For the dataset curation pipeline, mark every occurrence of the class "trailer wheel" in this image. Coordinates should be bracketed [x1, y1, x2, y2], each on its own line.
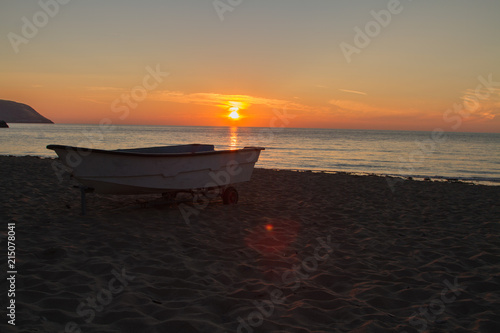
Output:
[222, 187, 238, 205]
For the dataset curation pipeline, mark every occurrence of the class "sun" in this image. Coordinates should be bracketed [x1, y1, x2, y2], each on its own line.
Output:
[229, 110, 240, 119]
[228, 107, 240, 120]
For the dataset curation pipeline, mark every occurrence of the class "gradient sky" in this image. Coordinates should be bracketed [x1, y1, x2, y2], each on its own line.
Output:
[1, 0, 499, 132]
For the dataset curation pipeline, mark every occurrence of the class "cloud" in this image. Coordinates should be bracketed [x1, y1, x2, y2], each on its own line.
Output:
[338, 89, 367, 96]
[328, 99, 383, 114]
[460, 86, 500, 120]
[151, 90, 322, 113]
[327, 99, 426, 121]
[80, 97, 110, 105]
[86, 86, 123, 92]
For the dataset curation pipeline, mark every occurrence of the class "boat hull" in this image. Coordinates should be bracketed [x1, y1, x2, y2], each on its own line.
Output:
[48, 144, 264, 194]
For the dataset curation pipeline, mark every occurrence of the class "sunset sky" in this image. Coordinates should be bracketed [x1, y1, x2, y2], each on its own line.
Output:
[1, 0, 499, 132]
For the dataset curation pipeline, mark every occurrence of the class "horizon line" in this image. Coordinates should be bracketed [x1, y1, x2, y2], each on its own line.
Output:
[8, 122, 500, 135]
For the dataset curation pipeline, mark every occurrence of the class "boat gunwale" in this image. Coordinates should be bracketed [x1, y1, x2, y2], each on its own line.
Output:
[46, 144, 265, 158]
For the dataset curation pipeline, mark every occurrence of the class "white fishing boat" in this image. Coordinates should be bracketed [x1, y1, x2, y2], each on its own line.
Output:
[47, 144, 264, 206]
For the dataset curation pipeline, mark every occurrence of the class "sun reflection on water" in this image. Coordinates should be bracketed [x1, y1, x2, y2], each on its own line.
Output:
[230, 126, 238, 149]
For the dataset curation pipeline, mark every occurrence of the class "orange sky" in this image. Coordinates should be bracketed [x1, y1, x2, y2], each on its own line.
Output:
[1, 1, 499, 132]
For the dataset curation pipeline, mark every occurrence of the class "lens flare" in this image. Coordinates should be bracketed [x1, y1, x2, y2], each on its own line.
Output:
[245, 219, 300, 256]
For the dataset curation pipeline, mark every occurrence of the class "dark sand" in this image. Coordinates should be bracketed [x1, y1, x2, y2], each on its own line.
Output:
[1, 156, 499, 332]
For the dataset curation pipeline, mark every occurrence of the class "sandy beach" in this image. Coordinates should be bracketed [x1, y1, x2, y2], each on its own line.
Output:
[1, 155, 499, 333]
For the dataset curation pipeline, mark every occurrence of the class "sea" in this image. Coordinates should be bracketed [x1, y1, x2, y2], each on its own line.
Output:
[1, 123, 499, 185]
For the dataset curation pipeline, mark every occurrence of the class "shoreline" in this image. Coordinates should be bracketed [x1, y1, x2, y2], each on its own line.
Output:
[281, 168, 500, 187]
[3, 154, 499, 187]
[3, 153, 500, 187]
